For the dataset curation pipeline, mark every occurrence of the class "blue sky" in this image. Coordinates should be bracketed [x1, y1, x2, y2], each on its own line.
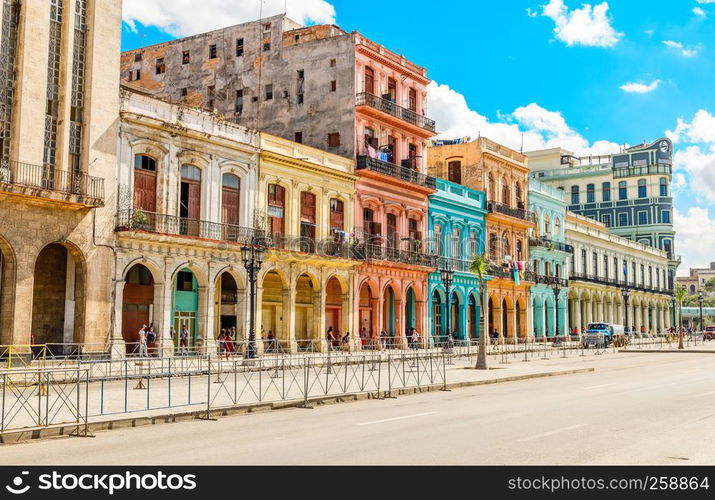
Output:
[121, 0, 715, 273]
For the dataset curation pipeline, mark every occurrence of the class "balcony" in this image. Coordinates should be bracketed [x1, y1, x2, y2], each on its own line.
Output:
[569, 272, 672, 295]
[351, 229, 435, 267]
[0, 159, 104, 206]
[667, 253, 682, 264]
[487, 201, 535, 222]
[436, 256, 474, 273]
[528, 236, 574, 254]
[612, 163, 672, 179]
[487, 264, 535, 283]
[268, 233, 355, 259]
[355, 92, 436, 133]
[534, 275, 569, 287]
[356, 155, 436, 189]
[116, 209, 268, 245]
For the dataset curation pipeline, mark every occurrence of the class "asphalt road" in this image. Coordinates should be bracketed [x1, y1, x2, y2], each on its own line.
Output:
[4, 352, 715, 465]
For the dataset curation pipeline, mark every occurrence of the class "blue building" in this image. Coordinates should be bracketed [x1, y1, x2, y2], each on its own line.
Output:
[528, 179, 572, 337]
[428, 179, 488, 343]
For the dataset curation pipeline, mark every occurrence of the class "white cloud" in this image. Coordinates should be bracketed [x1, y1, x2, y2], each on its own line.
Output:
[526, 8, 538, 18]
[696, 0, 715, 3]
[426, 81, 621, 155]
[122, 0, 336, 37]
[668, 110, 715, 144]
[541, 0, 622, 47]
[693, 6, 706, 16]
[619, 80, 660, 94]
[675, 207, 715, 273]
[672, 145, 715, 203]
[663, 40, 698, 57]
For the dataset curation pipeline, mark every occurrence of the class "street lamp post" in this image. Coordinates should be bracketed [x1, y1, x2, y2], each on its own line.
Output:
[698, 291, 704, 334]
[440, 263, 455, 347]
[549, 277, 563, 338]
[622, 289, 630, 335]
[241, 240, 266, 359]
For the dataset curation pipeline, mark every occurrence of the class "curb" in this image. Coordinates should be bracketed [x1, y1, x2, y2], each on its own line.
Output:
[0, 367, 594, 446]
[619, 349, 715, 354]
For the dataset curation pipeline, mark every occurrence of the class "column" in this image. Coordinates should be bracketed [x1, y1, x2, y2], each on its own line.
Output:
[111, 280, 127, 359]
[315, 288, 326, 352]
[200, 284, 217, 354]
[284, 288, 297, 353]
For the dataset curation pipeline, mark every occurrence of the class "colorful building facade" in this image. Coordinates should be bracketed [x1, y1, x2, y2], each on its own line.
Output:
[256, 132, 358, 353]
[528, 179, 571, 337]
[428, 179, 488, 344]
[428, 137, 535, 340]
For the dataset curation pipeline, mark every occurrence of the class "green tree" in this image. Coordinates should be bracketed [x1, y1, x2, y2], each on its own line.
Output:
[676, 285, 688, 350]
[471, 253, 490, 370]
[705, 278, 715, 293]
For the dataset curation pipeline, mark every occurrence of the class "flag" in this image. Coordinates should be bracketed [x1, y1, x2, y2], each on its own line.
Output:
[513, 268, 520, 286]
[623, 262, 627, 277]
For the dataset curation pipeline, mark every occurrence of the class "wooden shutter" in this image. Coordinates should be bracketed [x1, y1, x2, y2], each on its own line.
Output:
[300, 192, 316, 223]
[222, 185, 240, 226]
[448, 161, 462, 184]
[133, 169, 157, 212]
[330, 200, 344, 230]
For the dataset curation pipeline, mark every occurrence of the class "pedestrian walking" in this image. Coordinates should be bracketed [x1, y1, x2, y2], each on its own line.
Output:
[179, 324, 189, 354]
[380, 328, 388, 348]
[138, 324, 148, 357]
[326, 326, 334, 351]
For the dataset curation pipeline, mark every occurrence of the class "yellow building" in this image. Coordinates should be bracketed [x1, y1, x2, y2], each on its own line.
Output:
[256, 133, 359, 353]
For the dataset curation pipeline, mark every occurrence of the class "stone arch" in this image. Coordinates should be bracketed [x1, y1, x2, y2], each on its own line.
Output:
[516, 295, 528, 337]
[31, 240, 87, 349]
[121, 256, 164, 285]
[0, 235, 17, 345]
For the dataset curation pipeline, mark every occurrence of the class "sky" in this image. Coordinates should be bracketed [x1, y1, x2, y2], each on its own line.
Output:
[121, 0, 715, 275]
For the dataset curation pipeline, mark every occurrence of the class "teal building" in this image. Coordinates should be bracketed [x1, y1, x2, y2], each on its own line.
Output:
[428, 179, 488, 343]
[528, 179, 572, 337]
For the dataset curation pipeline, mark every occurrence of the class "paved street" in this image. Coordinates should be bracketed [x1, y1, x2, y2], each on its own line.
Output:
[3, 351, 715, 465]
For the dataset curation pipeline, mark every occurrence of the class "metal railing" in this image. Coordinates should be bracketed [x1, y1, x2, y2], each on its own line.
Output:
[0, 159, 104, 202]
[534, 275, 569, 287]
[355, 92, 436, 132]
[569, 272, 672, 294]
[436, 256, 473, 273]
[487, 201, 535, 222]
[529, 236, 574, 254]
[116, 209, 269, 246]
[351, 229, 436, 267]
[356, 155, 437, 189]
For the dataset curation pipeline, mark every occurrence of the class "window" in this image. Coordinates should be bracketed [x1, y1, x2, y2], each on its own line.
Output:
[571, 186, 579, 204]
[604, 255, 609, 279]
[365, 67, 375, 94]
[236, 38, 244, 57]
[448, 161, 462, 184]
[180, 87, 188, 97]
[613, 257, 618, 280]
[534, 259, 540, 275]
[516, 240, 523, 260]
[632, 262, 637, 284]
[182, 50, 190, 64]
[554, 217, 561, 235]
[602, 182, 611, 202]
[502, 182, 510, 206]
[408, 88, 417, 112]
[209, 44, 217, 59]
[300, 191, 317, 245]
[327, 132, 340, 147]
[660, 177, 668, 197]
[661, 210, 671, 224]
[587, 184, 595, 203]
[134, 52, 143, 62]
[235, 89, 243, 114]
[638, 211, 648, 225]
[330, 58, 336, 67]
[296, 70, 304, 104]
[581, 249, 587, 274]
[330, 198, 344, 232]
[294, 132, 302, 144]
[435, 225, 443, 255]
[176, 271, 194, 292]
[638, 179, 647, 198]
[543, 213, 550, 235]
[489, 233, 497, 259]
[602, 214, 612, 227]
[267, 184, 286, 238]
[664, 239, 672, 254]
[618, 213, 629, 226]
[155, 58, 165, 75]
[265, 84, 273, 100]
[453, 228, 461, 259]
[470, 232, 478, 257]
[134, 155, 156, 171]
[330, 80, 336, 92]
[619, 181, 627, 200]
[545, 262, 551, 277]
[640, 264, 645, 285]
[516, 183, 523, 208]
[129, 69, 141, 81]
[263, 24, 271, 51]
[592, 252, 598, 276]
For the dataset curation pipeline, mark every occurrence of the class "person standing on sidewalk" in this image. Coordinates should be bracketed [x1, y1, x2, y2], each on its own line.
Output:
[138, 325, 148, 357]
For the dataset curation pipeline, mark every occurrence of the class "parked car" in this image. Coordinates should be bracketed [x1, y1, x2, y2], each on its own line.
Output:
[705, 326, 715, 341]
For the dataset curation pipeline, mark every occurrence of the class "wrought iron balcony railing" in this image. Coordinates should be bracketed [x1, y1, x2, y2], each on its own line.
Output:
[355, 92, 436, 132]
[569, 272, 671, 295]
[487, 201, 535, 222]
[0, 159, 104, 202]
[116, 209, 268, 245]
[351, 228, 435, 267]
[436, 256, 474, 273]
[534, 275, 569, 287]
[487, 264, 535, 283]
[528, 236, 574, 254]
[356, 155, 437, 189]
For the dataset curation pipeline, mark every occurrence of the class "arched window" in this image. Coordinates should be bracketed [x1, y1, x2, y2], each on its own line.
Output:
[221, 174, 240, 226]
[533, 212, 540, 237]
[435, 225, 443, 256]
[489, 233, 497, 259]
[180, 165, 201, 235]
[364, 66, 375, 94]
[659, 177, 668, 197]
[268, 184, 286, 239]
[556, 264, 561, 278]
[543, 213, 551, 236]
[300, 191, 317, 251]
[554, 217, 561, 236]
[516, 239, 523, 260]
[133, 154, 157, 211]
[515, 183, 523, 208]
[502, 180, 510, 206]
[503, 232, 511, 258]
[545, 262, 551, 277]
[453, 227, 461, 260]
[488, 175, 496, 202]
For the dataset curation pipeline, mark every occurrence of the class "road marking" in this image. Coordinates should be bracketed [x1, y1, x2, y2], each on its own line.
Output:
[518, 424, 585, 442]
[695, 391, 715, 398]
[357, 411, 439, 426]
[584, 383, 616, 390]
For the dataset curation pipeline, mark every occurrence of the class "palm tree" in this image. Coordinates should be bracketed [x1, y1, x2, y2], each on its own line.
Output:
[676, 285, 687, 350]
[471, 253, 490, 370]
